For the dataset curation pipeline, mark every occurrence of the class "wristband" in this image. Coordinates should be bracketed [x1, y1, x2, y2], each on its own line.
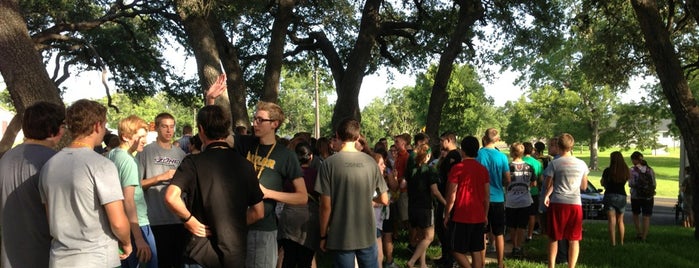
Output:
[182, 214, 193, 223]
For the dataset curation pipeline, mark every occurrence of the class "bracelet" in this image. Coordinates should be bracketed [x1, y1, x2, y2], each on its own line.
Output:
[182, 214, 193, 223]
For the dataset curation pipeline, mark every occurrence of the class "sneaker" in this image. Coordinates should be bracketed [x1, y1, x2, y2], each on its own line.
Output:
[533, 230, 540, 235]
[525, 236, 532, 242]
[384, 262, 399, 268]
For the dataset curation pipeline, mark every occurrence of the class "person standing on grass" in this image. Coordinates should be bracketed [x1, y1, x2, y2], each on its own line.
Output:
[40, 99, 132, 266]
[600, 151, 630, 246]
[0, 102, 65, 268]
[405, 144, 447, 268]
[476, 128, 510, 268]
[505, 143, 535, 257]
[108, 115, 157, 267]
[444, 136, 490, 268]
[543, 133, 588, 268]
[522, 142, 543, 242]
[315, 118, 389, 268]
[629, 151, 656, 242]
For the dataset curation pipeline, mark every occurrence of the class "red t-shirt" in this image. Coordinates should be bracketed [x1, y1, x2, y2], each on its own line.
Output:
[448, 159, 490, 223]
[395, 148, 409, 179]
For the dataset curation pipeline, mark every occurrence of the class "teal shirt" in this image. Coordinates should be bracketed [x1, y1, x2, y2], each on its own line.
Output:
[108, 147, 149, 226]
[523, 155, 543, 196]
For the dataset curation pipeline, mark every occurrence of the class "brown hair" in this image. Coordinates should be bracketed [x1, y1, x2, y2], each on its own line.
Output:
[608, 151, 630, 183]
[66, 99, 107, 137]
[256, 101, 285, 125]
[482, 128, 499, 145]
[557, 133, 574, 152]
[509, 142, 524, 159]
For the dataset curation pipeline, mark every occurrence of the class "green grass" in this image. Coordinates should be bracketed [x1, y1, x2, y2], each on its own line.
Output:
[316, 222, 698, 267]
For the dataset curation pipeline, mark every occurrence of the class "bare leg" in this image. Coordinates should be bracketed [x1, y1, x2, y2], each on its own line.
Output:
[527, 214, 536, 239]
[407, 227, 433, 268]
[641, 216, 651, 240]
[452, 252, 472, 268]
[495, 234, 504, 267]
[607, 211, 617, 246]
[382, 231, 394, 265]
[617, 212, 625, 245]
[512, 227, 523, 251]
[471, 250, 484, 268]
[568, 240, 579, 268]
[377, 236, 383, 268]
[548, 240, 558, 268]
[633, 213, 641, 238]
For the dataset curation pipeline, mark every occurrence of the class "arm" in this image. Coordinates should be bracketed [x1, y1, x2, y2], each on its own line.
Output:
[104, 200, 132, 260]
[247, 201, 265, 225]
[164, 185, 211, 237]
[483, 181, 490, 223]
[543, 176, 554, 207]
[385, 171, 399, 191]
[261, 177, 308, 205]
[141, 169, 176, 190]
[318, 194, 332, 252]
[430, 184, 447, 206]
[580, 174, 588, 191]
[444, 182, 457, 227]
[372, 191, 389, 206]
[122, 186, 151, 262]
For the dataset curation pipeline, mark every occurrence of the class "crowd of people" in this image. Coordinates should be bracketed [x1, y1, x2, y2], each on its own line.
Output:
[0, 77, 662, 268]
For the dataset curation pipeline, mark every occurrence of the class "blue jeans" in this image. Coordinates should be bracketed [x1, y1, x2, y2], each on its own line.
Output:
[333, 243, 378, 268]
[246, 230, 278, 268]
[121, 225, 158, 268]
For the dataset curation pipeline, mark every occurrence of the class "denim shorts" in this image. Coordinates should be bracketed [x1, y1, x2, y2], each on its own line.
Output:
[603, 193, 627, 214]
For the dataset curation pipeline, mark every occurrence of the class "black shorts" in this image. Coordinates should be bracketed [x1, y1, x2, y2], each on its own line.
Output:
[382, 204, 397, 233]
[529, 195, 539, 216]
[486, 202, 505, 235]
[409, 208, 434, 228]
[631, 198, 654, 216]
[506, 207, 529, 229]
[449, 221, 485, 253]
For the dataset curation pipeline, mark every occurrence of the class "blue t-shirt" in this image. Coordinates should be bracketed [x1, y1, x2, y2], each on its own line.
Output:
[476, 147, 509, 202]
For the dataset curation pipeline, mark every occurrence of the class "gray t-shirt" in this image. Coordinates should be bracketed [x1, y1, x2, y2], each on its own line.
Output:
[136, 143, 186, 225]
[315, 151, 388, 250]
[39, 147, 124, 267]
[544, 156, 588, 205]
[0, 144, 56, 268]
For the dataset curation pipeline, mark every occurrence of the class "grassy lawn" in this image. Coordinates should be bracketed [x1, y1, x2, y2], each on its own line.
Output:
[316, 222, 698, 267]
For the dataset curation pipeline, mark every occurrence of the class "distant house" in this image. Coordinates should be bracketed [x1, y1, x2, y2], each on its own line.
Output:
[656, 119, 680, 148]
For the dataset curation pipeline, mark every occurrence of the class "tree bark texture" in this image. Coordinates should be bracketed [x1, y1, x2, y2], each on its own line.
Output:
[630, 0, 699, 239]
[209, 16, 250, 129]
[261, 0, 296, 103]
[425, 0, 484, 151]
[330, 0, 383, 129]
[0, 0, 63, 156]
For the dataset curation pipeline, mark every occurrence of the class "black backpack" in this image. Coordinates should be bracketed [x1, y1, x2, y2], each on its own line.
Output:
[633, 167, 656, 198]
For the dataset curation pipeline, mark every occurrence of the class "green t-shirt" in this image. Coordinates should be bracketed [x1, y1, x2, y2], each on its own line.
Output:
[522, 155, 543, 196]
[108, 147, 149, 226]
[244, 143, 304, 231]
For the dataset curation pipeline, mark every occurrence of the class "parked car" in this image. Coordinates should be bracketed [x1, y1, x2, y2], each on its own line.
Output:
[581, 181, 606, 220]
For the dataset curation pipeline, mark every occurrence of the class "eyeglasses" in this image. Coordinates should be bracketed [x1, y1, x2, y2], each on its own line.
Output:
[253, 117, 275, 124]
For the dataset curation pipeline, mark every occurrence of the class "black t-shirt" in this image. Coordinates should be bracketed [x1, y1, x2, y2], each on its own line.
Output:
[438, 149, 462, 191]
[407, 165, 440, 210]
[601, 168, 627, 196]
[171, 142, 264, 267]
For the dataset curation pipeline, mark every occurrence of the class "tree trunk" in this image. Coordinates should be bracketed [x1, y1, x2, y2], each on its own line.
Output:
[0, 0, 63, 156]
[208, 16, 250, 129]
[589, 120, 600, 171]
[261, 0, 296, 103]
[330, 0, 383, 128]
[630, 0, 699, 240]
[425, 0, 485, 151]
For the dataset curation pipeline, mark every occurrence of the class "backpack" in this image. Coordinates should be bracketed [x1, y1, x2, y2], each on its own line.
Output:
[633, 167, 656, 198]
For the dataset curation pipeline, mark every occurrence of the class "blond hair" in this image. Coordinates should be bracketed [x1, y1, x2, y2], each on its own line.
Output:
[118, 115, 148, 142]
